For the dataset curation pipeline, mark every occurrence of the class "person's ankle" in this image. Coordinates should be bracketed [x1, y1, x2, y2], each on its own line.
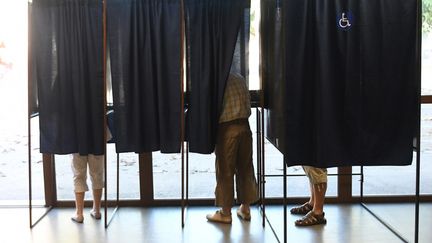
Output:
[221, 209, 231, 216]
[312, 210, 323, 215]
[240, 204, 250, 213]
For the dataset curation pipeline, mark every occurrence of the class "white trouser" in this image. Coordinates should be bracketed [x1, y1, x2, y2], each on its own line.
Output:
[71, 154, 104, 193]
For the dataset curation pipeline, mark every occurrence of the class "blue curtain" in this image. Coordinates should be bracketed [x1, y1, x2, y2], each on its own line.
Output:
[107, 0, 181, 153]
[186, 0, 250, 154]
[32, 0, 104, 155]
[264, 0, 419, 167]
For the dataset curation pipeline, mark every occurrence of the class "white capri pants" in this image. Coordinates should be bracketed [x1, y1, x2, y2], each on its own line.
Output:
[71, 154, 104, 193]
[302, 166, 328, 185]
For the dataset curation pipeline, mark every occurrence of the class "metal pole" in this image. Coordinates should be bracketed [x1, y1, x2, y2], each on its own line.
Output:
[283, 157, 287, 243]
[180, 0, 186, 228]
[360, 166, 364, 202]
[102, 0, 108, 228]
[28, 0, 33, 228]
[256, 108, 263, 225]
[414, 1, 422, 242]
[186, 142, 189, 202]
[117, 153, 120, 203]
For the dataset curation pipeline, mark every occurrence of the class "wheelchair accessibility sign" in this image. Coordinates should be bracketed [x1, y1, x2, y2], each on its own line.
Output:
[337, 12, 353, 31]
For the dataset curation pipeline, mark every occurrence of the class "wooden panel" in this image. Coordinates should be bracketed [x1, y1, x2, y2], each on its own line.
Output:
[42, 154, 56, 206]
[338, 167, 352, 202]
[139, 153, 153, 205]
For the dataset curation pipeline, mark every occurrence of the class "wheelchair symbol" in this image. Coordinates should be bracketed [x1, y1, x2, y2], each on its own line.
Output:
[338, 12, 351, 28]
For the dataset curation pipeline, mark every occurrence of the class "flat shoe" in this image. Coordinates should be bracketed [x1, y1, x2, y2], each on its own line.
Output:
[90, 210, 101, 220]
[71, 216, 84, 223]
[236, 209, 251, 221]
[206, 210, 232, 224]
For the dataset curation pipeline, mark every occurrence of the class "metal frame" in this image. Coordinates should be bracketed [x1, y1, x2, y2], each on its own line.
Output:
[102, 0, 120, 228]
[258, 1, 423, 242]
[358, 1, 422, 242]
[103, 153, 120, 228]
[258, 119, 421, 243]
[27, 0, 53, 228]
[180, 0, 188, 228]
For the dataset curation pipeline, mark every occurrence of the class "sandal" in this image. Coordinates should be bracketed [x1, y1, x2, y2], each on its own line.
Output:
[290, 202, 313, 215]
[71, 216, 84, 224]
[90, 210, 101, 220]
[295, 211, 326, 226]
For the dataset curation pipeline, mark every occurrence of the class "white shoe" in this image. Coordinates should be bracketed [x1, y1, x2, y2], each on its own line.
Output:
[206, 210, 232, 224]
[90, 210, 101, 220]
[236, 209, 251, 221]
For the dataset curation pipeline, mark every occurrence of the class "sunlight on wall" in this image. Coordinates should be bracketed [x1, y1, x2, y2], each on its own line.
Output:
[0, 0, 28, 128]
[249, 0, 261, 90]
[0, 1, 40, 203]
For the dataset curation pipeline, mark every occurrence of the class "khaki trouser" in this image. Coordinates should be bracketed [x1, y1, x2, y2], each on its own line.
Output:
[302, 166, 328, 184]
[71, 154, 104, 193]
[214, 119, 259, 207]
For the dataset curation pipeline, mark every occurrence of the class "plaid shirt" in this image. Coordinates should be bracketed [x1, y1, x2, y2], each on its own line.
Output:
[219, 73, 251, 123]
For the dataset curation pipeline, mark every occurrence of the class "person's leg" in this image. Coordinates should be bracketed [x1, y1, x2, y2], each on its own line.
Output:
[88, 155, 104, 219]
[90, 189, 102, 218]
[235, 123, 258, 220]
[71, 154, 89, 223]
[290, 166, 314, 215]
[206, 123, 237, 223]
[295, 167, 327, 226]
[308, 182, 314, 205]
[73, 192, 85, 222]
[312, 182, 327, 215]
[214, 148, 236, 216]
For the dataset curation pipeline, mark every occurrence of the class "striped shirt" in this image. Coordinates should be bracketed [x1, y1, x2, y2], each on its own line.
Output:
[219, 73, 251, 123]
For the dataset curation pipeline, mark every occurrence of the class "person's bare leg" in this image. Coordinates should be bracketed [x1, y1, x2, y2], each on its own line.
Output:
[290, 183, 314, 214]
[239, 204, 250, 214]
[222, 206, 232, 215]
[312, 183, 327, 215]
[90, 189, 102, 219]
[308, 182, 314, 205]
[72, 192, 85, 222]
[92, 189, 102, 213]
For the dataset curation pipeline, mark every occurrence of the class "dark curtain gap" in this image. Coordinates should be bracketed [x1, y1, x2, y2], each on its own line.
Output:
[31, 0, 104, 155]
[186, 0, 250, 154]
[264, 0, 419, 167]
[107, 0, 181, 153]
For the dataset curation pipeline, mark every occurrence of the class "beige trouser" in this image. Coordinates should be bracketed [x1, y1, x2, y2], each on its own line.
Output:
[302, 166, 328, 184]
[71, 154, 104, 193]
[214, 119, 259, 207]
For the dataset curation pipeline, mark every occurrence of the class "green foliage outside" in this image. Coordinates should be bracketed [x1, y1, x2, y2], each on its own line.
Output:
[424, 0, 432, 33]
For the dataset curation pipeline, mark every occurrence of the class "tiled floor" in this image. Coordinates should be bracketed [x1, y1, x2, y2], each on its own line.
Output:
[1, 204, 430, 243]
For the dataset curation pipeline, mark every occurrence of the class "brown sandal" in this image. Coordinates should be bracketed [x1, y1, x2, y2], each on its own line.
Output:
[295, 211, 326, 226]
[290, 202, 313, 215]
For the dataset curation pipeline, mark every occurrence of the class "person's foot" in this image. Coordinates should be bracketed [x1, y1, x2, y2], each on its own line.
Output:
[290, 202, 313, 215]
[295, 211, 326, 226]
[71, 215, 84, 223]
[236, 208, 251, 221]
[90, 210, 101, 220]
[206, 210, 232, 224]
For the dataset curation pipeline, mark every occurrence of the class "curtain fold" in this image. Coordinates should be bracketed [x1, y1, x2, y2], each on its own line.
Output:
[262, 0, 286, 154]
[107, 0, 181, 153]
[264, 0, 419, 167]
[32, 0, 104, 155]
[186, 0, 249, 154]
